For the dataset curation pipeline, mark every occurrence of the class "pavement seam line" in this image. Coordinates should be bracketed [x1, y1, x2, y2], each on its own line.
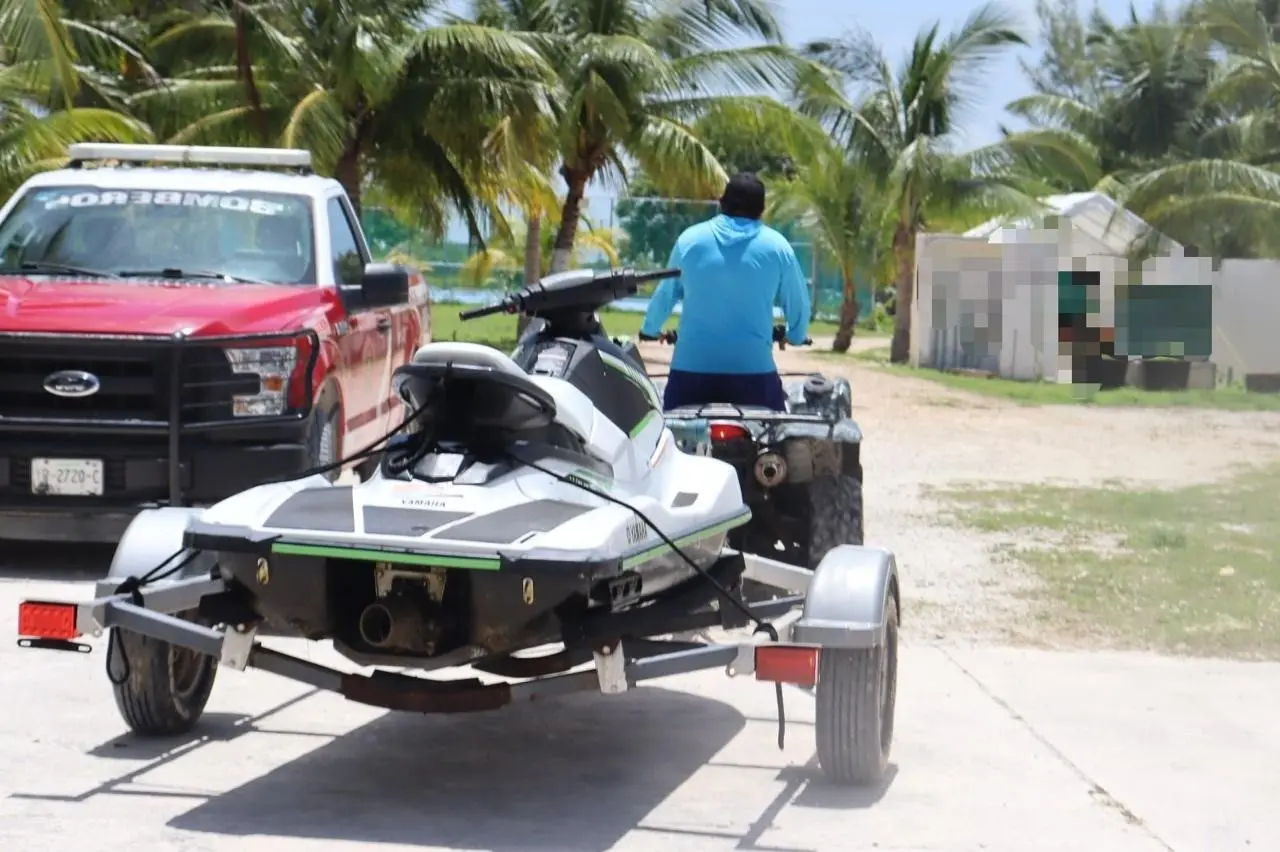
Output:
[936, 645, 1178, 852]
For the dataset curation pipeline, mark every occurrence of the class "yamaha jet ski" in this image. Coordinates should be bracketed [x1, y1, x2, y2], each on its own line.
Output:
[181, 267, 752, 666]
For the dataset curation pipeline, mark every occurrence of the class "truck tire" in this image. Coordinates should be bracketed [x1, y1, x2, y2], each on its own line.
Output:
[109, 613, 217, 737]
[307, 404, 341, 482]
[355, 453, 382, 482]
[815, 593, 898, 785]
[806, 474, 864, 568]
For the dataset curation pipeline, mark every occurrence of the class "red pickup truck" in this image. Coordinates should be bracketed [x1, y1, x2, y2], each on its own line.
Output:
[0, 143, 430, 542]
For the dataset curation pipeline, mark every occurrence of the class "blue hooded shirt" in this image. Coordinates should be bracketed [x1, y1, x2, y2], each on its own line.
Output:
[640, 214, 811, 374]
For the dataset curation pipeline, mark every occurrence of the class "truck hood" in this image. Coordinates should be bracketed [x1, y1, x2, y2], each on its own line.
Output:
[0, 277, 339, 336]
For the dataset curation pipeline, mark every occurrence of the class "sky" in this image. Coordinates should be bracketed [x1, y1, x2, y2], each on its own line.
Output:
[777, 0, 1157, 149]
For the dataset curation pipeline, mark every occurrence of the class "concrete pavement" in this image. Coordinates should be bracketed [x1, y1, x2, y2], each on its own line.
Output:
[2, 569, 1276, 852]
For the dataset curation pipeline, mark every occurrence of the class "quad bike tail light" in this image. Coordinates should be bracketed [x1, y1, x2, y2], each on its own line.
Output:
[18, 601, 81, 640]
[708, 422, 749, 442]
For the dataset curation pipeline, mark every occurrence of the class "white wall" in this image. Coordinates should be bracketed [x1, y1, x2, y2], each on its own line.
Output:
[1214, 259, 1280, 379]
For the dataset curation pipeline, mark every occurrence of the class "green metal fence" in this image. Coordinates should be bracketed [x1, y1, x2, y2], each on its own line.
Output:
[362, 195, 876, 322]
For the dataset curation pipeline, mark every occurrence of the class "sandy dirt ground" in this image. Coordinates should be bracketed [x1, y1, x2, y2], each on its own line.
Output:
[2, 340, 1280, 851]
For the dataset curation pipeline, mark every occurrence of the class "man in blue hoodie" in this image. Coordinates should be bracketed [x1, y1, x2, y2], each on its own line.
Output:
[639, 172, 810, 411]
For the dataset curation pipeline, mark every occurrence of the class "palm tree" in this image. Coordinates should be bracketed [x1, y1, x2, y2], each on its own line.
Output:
[770, 149, 892, 352]
[0, 0, 156, 199]
[1114, 0, 1280, 257]
[459, 207, 621, 287]
[132, 0, 557, 238]
[522, 0, 810, 273]
[804, 4, 1036, 363]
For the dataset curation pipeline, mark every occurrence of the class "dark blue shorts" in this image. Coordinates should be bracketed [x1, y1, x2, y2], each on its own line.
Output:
[662, 369, 787, 412]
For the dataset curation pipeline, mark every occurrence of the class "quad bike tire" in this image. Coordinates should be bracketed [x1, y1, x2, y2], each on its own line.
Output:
[806, 473, 864, 567]
[109, 611, 218, 737]
[816, 592, 898, 785]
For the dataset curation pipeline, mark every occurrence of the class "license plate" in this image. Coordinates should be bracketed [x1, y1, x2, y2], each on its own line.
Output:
[30, 458, 104, 496]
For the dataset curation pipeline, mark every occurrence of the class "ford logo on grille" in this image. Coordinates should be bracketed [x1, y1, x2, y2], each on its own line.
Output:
[43, 370, 101, 398]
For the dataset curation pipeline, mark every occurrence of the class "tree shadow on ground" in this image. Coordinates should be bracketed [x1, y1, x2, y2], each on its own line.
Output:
[0, 541, 114, 582]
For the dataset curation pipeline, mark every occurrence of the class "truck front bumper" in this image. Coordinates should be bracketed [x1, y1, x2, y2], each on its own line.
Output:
[0, 438, 311, 542]
[0, 329, 320, 544]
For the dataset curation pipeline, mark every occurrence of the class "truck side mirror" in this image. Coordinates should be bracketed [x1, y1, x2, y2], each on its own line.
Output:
[358, 262, 409, 308]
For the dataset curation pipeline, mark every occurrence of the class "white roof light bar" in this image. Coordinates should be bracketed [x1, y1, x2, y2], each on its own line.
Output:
[67, 143, 312, 170]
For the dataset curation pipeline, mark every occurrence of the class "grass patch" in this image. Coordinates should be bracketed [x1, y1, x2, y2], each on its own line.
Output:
[429, 301, 844, 351]
[928, 465, 1280, 658]
[810, 344, 891, 365]
[816, 346, 1280, 410]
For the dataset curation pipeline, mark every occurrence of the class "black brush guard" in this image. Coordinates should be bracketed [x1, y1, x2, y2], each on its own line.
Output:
[0, 329, 320, 507]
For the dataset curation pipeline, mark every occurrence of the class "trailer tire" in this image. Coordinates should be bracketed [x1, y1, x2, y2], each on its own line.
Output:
[815, 592, 897, 785]
[109, 613, 217, 737]
[807, 474, 864, 568]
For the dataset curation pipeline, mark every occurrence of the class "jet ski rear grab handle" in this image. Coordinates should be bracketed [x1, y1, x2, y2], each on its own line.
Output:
[17, 546, 868, 716]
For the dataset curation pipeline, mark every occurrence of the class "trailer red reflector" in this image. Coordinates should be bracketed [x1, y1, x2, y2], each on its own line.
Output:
[754, 645, 819, 687]
[18, 601, 80, 640]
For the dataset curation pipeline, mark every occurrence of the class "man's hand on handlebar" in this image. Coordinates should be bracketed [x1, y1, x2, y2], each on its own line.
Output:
[772, 324, 812, 350]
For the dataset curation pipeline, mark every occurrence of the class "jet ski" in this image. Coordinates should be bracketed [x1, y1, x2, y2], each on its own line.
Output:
[181, 267, 752, 666]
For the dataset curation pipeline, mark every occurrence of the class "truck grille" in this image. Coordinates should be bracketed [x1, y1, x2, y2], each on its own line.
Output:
[0, 338, 255, 423]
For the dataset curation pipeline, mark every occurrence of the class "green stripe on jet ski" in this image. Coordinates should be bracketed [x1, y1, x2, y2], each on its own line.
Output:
[620, 513, 751, 569]
[270, 542, 501, 570]
[628, 410, 656, 438]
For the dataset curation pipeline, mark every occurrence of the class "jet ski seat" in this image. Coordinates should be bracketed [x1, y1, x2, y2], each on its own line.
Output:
[404, 342, 595, 448]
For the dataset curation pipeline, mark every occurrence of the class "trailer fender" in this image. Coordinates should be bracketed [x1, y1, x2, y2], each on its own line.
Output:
[96, 507, 215, 598]
[792, 545, 899, 650]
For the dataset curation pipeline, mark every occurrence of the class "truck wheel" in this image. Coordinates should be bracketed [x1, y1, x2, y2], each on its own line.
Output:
[806, 474, 864, 568]
[109, 613, 217, 737]
[815, 593, 898, 785]
[355, 454, 382, 482]
[307, 405, 341, 482]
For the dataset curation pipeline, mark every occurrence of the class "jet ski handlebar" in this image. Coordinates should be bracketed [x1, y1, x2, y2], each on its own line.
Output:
[645, 324, 813, 349]
[458, 267, 681, 321]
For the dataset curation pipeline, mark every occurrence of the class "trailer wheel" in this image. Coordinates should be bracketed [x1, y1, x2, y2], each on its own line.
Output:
[109, 613, 217, 737]
[815, 592, 897, 785]
[807, 474, 864, 567]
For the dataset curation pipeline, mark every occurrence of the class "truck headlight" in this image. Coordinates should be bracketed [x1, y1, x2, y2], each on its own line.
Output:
[224, 346, 298, 416]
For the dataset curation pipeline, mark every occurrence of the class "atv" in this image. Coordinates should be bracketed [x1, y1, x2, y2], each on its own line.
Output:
[647, 327, 864, 583]
[17, 267, 899, 787]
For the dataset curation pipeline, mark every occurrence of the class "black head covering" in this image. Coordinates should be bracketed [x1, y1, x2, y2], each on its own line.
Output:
[718, 172, 766, 220]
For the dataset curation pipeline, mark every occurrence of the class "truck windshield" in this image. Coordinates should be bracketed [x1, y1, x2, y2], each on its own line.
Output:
[0, 185, 316, 285]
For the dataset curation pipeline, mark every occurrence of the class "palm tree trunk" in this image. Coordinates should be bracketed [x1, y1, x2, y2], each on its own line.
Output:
[515, 213, 542, 336]
[523, 213, 542, 287]
[889, 219, 916, 364]
[335, 144, 362, 218]
[832, 269, 859, 352]
[549, 166, 589, 274]
[232, 4, 270, 146]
